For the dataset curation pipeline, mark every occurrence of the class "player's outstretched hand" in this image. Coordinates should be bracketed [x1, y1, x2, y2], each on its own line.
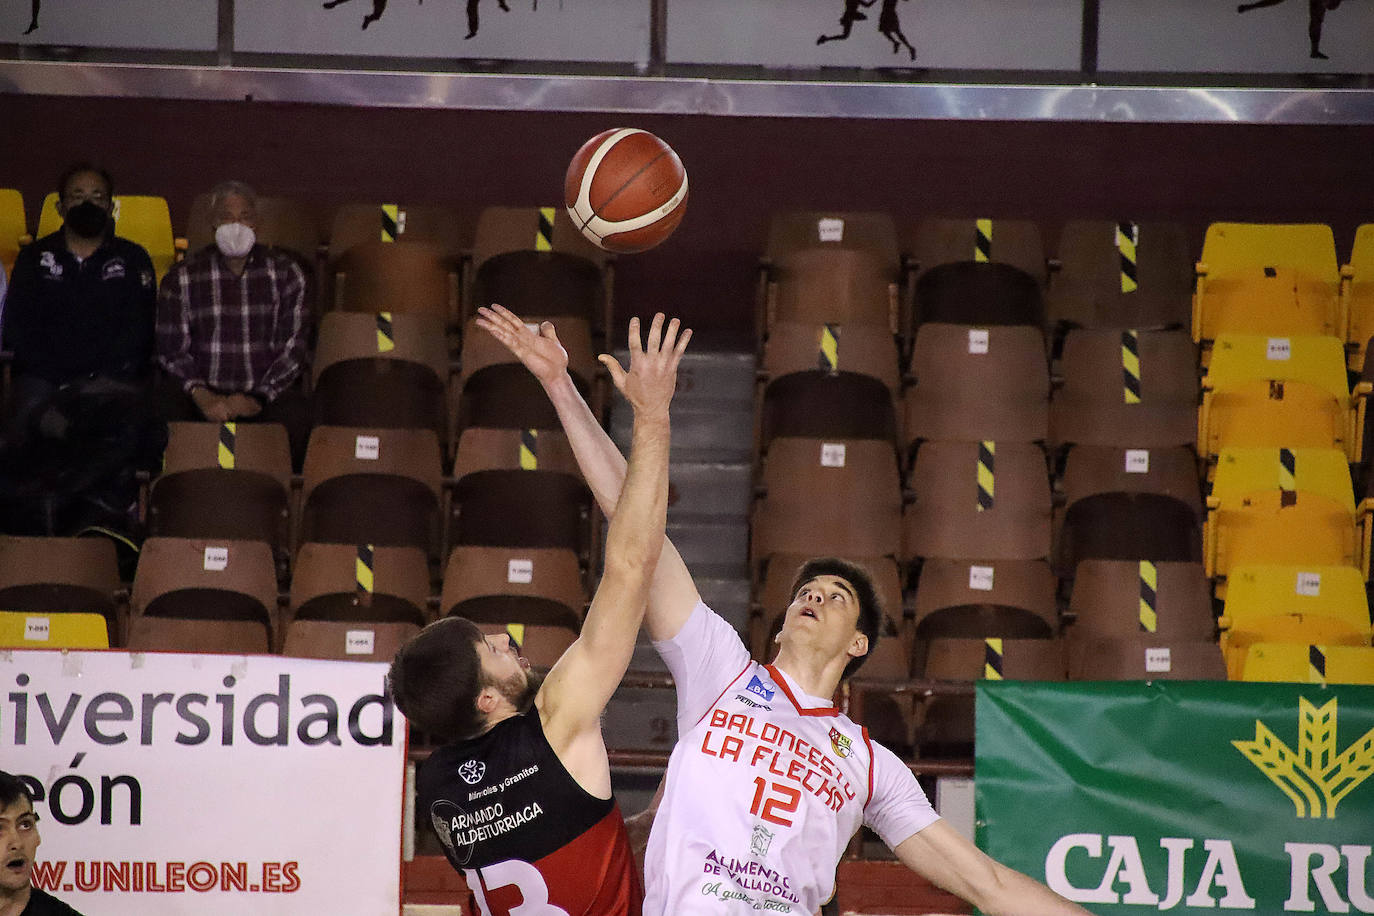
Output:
[474, 303, 569, 387]
[600, 313, 691, 419]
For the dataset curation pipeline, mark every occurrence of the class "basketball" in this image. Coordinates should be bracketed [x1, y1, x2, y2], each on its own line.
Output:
[564, 128, 688, 254]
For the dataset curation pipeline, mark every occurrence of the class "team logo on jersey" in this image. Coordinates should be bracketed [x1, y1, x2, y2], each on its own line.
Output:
[458, 759, 487, 785]
[828, 726, 853, 758]
[102, 258, 125, 280]
[745, 675, 776, 701]
[429, 800, 476, 866]
[750, 824, 775, 858]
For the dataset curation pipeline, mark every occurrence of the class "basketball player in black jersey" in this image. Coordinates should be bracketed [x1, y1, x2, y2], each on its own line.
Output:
[389, 311, 689, 915]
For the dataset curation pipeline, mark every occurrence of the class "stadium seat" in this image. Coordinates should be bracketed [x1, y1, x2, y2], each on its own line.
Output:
[1218, 564, 1372, 677]
[0, 610, 109, 649]
[0, 535, 121, 643]
[751, 438, 903, 574]
[766, 247, 898, 333]
[452, 426, 580, 482]
[1065, 636, 1226, 680]
[450, 470, 591, 555]
[1061, 445, 1203, 521]
[38, 192, 182, 282]
[125, 617, 272, 654]
[1066, 559, 1214, 643]
[762, 320, 902, 397]
[440, 545, 585, 631]
[456, 314, 597, 433]
[909, 217, 1047, 287]
[1193, 222, 1343, 344]
[758, 371, 898, 454]
[1047, 220, 1193, 331]
[911, 261, 1046, 329]
[327, 202, 467, 262]
[471, 205, 609, 273]
[1344, 224, 1374, 371]
[0, 188, 26, 275]
[313, 311, 451, 447]
[148, 421, 293, 555]
[916, 636, 1064, 753]
[130, 537, 279, 648]
[332, 239, 459, 324]
[764, 210, 900, 265]
[1198, 334, 1365, 461]
[1235, 642, 1374, 685]
[473, 622, 578, 670]
[1205, 448, 1356, 580]
[469, 249, 607, 332]
[1050, 328, 1199, 448]
[185, 193, 322, 264]
[300, 426, 445, 557]
[903, 440, 1052, 561]
[289, 542, 431, 627]
[282, 619, 422, 662]
[904, 323, 1049, 444]
[912, 558, 1057, 639]
[1056, 492, 1202, 577]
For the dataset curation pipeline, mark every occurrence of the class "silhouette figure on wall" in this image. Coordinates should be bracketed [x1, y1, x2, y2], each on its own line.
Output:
[816, 0, 875, 45]
[466, 0, 511, 39]
[1237, 0, 1344, 59]
[321, 0, 408, 30]
[817, 0, 915, 61]
[23, 0, 39, 34]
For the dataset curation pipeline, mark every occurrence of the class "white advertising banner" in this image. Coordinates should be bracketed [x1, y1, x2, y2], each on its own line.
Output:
[1, 650, 405, 916]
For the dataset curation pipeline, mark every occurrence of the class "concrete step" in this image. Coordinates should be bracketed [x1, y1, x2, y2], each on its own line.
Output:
[667, 519, 749, 579]
[611, 399, 754, 463]
[668, 461, 751, 521]
[615, 348, 756, 405]
[628, 577, 751, 673]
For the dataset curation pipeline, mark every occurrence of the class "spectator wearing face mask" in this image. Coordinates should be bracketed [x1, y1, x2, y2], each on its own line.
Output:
[0, 162, 157, 448]
[155, 180, 312, 468]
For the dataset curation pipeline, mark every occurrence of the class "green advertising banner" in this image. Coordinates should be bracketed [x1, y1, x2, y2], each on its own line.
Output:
[975, 681, 1374, 916]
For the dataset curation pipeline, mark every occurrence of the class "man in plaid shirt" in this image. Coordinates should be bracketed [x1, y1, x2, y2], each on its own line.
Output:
[155, 181, 311, 466]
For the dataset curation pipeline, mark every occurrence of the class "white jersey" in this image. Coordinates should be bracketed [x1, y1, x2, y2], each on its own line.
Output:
[643, 602, 939, 915]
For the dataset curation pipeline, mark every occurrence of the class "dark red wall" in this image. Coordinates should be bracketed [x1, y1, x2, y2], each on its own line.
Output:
[4, 93, 1372, 345]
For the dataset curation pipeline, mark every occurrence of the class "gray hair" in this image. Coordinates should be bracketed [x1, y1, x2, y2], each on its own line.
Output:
[209, 180, 258, 217]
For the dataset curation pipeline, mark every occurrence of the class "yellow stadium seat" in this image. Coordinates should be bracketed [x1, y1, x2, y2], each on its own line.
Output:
[1236, 642, 1374, 685]
[1207, 489, 1357, 580]
[1194, 222, 1343, 343]
[1346, 224, 1374, 372]
[1219, 564, 1372, 677]
[1198, 334, 1366, 461]
[37, 192, 184, 281]
[0, 188, 27, 275]
[1209, 447, 1353, 508]
[0, 611, 110, 649]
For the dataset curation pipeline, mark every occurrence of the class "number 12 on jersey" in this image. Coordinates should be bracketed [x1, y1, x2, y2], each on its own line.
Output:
[750, 777, 802, 827]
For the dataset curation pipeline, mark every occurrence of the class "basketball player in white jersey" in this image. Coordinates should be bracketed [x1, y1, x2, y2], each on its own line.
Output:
[477, 303, 1096, 916]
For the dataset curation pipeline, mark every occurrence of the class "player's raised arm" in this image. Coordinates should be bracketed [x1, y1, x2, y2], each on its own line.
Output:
[537, 313, 689, 751]
[476, 303, 702, 641]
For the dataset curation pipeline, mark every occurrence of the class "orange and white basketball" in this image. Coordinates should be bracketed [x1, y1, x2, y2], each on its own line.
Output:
[564, 128, 688, 254]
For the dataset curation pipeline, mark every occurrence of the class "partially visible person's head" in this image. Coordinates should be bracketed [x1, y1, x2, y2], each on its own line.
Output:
[388, 617, 541, 742]
[0, 772, 40, 895]
[56, 162, 114, 239]
[779, 557, 883, 681]
[209, 181, 259, 258]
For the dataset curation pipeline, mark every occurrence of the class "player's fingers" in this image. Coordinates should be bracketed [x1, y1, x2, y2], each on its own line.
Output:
[645, 312, 666, 355]
[626, 316, 643, 358]
[487, 302, 520, 327]
[598, 353, 627, 391]
[671, 326, 693, 361]
[660, 317, 681, 356]
[539, 320, 561, 344]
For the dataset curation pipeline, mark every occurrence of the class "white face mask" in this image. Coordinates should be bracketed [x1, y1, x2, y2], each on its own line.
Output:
[214, 222, 256, 258]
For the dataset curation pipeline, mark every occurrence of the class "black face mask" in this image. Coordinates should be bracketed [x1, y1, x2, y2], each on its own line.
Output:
[64, 200, 111, 239]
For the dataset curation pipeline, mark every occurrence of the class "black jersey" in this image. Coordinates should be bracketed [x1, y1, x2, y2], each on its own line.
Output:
[418, 709, 642, 915]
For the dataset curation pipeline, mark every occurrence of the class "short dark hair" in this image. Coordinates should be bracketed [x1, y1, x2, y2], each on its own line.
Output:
[57, 162, 114, 201]
[788, 557, 883, 681]
[387, 617, 491, 742]
[0, 772, 35, 812]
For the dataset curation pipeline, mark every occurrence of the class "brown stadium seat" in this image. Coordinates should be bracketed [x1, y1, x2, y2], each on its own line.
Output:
[1050, 328, 1199, 449]
[764, 210, 900, 265]
[0, 535, 121, 644]
[1048, 220, 1193, 331]
[1055, 492, 1202, 578]
[1066, 559, 1214, 644]
[904, 323, 1049, 445]
[758, 372, 898, 453]
[912, 558, 1057, 640]
[125, 617, 272, 654]
[916, 636, 1065, 753]
[450, 470, 591, 555]
[910, 217, 1047, 285]
[471, 206, 609, 273]
[327, 202, 467, 262]
[130, 537, 280, 650]
[288, 542, 431, 628]
[456, 314, 597, 429]
[762, 320, 902, 398]
[767, 247, 899, 333]
[282, 619, 422, 662]
[148, 422, 292, 555]
[1066, 636, 1226, 680]
[751, 438, 903, 574]
[332, 239, 459, 324]
[469, 249, 606, 331]
[452, 427, 581, 482]
[911, 261, 1046, 329]
[312, 311, 451, 447]
[441, 545, 586, 631]
[300, 427, 445, 557]
[903, 440, 1052, 561]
